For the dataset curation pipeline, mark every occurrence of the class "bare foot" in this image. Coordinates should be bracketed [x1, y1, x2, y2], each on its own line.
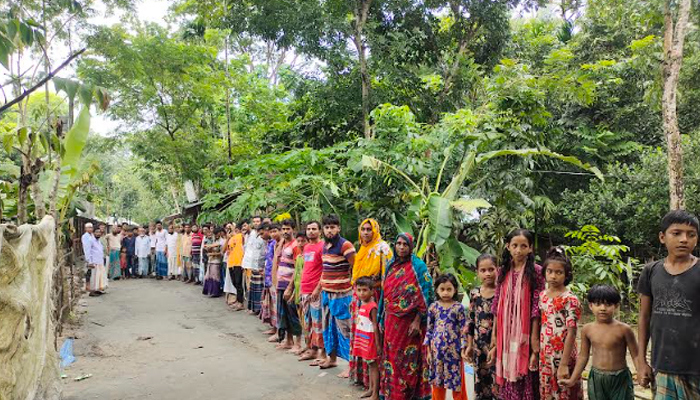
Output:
[298, 351, 316, 361]
[276, 343, 293, 350]
[360, 389, 372, 398]
[288, 345, 302, 354]
[262, 329, 276, 335]
[309, 359, 324, 367]
[319, 361, 338, 370]
[267, 335, 279, 343]
[337, 368, 349, 378]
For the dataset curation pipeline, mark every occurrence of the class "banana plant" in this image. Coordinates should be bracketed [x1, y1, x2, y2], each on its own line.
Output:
[362, 145, 604, 274]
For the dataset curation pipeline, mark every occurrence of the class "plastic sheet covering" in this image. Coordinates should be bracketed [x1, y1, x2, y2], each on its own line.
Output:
[0, 216, 60, 400]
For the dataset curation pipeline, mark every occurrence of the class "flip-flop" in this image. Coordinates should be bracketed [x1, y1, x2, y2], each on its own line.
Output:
[318, 363, 337, 370]
[309, 359, 323, 366]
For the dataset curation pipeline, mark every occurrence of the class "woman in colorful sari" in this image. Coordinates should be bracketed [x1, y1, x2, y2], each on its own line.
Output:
[379, 233, 433, 400]
[350, 218, 393, 388]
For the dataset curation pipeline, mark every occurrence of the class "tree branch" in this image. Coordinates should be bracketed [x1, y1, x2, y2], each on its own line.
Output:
[0, 48, 87, 115]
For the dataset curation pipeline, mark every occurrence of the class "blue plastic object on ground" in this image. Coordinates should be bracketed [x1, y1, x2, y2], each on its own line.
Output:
[59, 339, 76, 367]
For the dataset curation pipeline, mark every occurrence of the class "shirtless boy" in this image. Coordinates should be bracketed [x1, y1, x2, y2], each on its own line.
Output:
[560, 284, 638, 400]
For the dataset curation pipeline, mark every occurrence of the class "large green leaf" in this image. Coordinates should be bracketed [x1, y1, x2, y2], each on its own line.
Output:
[450, 198, 491, 214]
[62, 107, 91, 176]
[426, 193, 453, 249]
[53, 77, 80, 103]
[442, 151, 476, 201]
[476, 148, 605, 180]
[392, 212, 414, 236]
[459, 242, 480, 266]
[438, 236, 464, 270]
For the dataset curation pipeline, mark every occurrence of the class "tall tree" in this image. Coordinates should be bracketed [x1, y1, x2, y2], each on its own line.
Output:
[352, 0, 373, 139]
[661, 0, 691, 209]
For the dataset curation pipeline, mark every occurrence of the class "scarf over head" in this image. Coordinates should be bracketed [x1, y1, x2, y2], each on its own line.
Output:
[352, 218, 393, 284]
[378, 232, 432, 325]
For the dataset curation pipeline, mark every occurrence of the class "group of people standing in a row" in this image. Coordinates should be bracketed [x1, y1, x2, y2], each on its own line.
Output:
[80, 210, 700, 400]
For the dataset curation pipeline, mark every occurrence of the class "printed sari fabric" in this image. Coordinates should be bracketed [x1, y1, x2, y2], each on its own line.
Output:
[379, 254, 433, 400]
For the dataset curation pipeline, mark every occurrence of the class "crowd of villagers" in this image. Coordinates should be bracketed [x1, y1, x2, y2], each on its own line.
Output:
[79, 210, 700, 400]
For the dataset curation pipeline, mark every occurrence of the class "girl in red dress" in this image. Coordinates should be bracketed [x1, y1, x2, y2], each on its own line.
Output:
[351, 277, 380, 400]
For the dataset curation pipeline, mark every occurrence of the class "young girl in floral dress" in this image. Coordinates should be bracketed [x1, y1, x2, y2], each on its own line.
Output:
[539, 248, 583, 400]
[465, 254, 498, 400]
[424, 273, 467, 400]
[489, 229, 545, 400]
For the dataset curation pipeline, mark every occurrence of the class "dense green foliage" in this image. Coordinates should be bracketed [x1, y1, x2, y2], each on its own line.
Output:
[4, 0, 700, 292]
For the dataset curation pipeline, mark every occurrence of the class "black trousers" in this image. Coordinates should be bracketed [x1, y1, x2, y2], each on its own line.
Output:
[231, 266, 244, 303]
[125, 255, 136, 277]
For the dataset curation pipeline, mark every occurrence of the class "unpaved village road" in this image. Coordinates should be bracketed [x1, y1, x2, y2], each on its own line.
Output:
[61, 279, 356, 400]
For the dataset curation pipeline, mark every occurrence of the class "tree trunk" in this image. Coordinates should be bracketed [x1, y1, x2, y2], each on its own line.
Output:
[224, 34, 232, 163]
[662, 0, 691, 210]
[352, 0, 372, 139]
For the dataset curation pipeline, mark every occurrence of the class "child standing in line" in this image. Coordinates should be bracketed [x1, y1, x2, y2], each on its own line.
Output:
[287, 231, 308, 355]
[464, 254, 498, 400]
[539, 247, 582, 400]
[560, 285, 638, 400]
[637, 210, 700, 398]
[425, 273, 467, 400]
[351, 277, 380, 400]
[488, 228, 545, 400]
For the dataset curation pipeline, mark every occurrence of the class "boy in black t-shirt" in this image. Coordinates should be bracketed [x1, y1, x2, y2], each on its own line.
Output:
[637, 210, 700, 398]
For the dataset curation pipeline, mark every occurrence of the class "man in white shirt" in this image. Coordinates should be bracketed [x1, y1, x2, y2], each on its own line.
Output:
[241, 216, 263, 310]
[89, 228, 107, 295]
[154, 221, 168, 280]
[135, 227, 151, 278]
[166, 224, 179, 280]
[149, 223, 157, 276]
[81, 223, 95, 292]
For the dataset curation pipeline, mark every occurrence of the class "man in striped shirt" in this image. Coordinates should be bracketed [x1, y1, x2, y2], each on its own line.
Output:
[318, 214, 356, 372]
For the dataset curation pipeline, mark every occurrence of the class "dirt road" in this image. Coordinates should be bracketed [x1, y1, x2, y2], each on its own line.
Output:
[61, 279, 356, 400]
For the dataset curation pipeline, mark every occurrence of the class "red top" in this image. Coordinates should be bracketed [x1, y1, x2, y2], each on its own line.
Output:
[300, 241, 324, 294]
[351, 301, 378, 360]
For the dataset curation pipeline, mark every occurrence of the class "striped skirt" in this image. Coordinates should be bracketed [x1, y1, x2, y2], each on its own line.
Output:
[260, 286, 277, 327]
[247, 270, 263, 313]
